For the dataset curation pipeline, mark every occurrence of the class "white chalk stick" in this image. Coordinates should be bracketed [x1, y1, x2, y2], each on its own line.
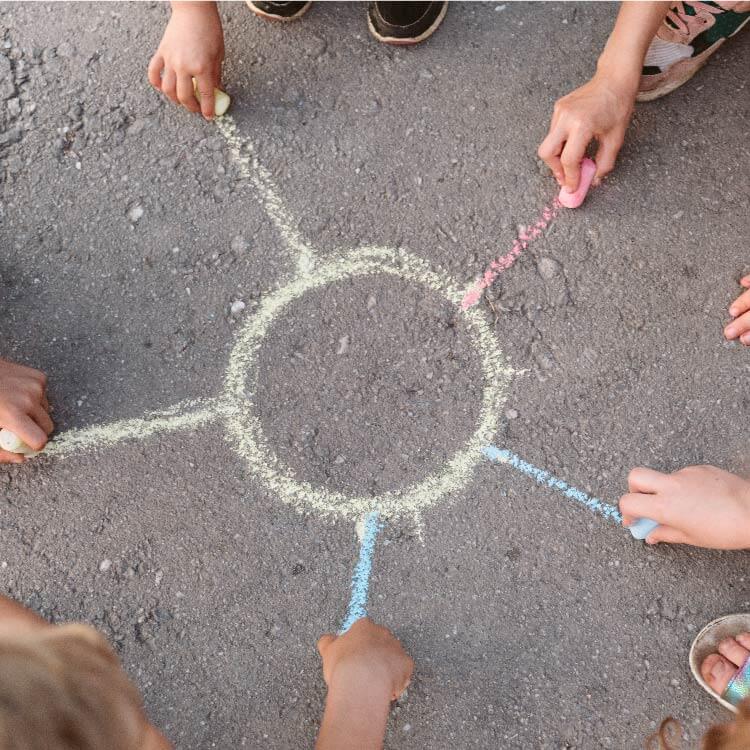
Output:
[0, 429, 39, 456]
[192, 79, 231, 117]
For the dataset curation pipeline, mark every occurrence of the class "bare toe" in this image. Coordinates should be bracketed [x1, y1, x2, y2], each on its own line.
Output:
[735, 632, 750, 652]
[718, 636, 750, 668]
[702, 653, 741, 695]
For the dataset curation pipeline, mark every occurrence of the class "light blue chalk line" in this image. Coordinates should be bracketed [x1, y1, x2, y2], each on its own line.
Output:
[482, 445, 622, 524]
[339, 511, 383, 634]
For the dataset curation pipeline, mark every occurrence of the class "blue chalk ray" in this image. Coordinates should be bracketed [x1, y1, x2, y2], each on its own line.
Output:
[339, 511, 383, 634]
[482, 445, 622, 524]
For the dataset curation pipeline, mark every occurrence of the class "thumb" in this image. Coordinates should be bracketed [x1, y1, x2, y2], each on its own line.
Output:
[646, 525, 690, 546]
[593, 132, 623, 185]
[0, 449, 24, 465]
[316, 633, 335, 657]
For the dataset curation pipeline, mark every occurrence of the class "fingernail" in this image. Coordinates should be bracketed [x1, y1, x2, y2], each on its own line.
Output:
[730, 307, 738, 317]
[725, 326, 736, 339]
[742, 334, 750, 345]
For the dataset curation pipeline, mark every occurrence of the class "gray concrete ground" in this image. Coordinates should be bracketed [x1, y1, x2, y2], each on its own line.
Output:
[1, 2, 749, 747]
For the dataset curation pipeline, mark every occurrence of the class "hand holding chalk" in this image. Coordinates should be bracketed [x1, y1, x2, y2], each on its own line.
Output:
[192, 79, 231, 117]
[0, 429, 40, 457]
[558, 157, 596, 209]
[629, 517, 659, 541]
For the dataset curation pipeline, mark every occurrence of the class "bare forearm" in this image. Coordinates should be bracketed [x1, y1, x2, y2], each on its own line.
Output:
[598, 2, 671, 85]
[316, 682, 391, 750]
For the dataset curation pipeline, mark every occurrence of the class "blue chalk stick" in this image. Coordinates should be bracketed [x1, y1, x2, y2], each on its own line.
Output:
[629, 517, 659, 540]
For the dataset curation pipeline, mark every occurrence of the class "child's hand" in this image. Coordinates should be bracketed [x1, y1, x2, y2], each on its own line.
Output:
[619, 465, 750, 549]
[148, 1, 224, 120]
[724, 274, 750, 345]
[317, 618, 413, 701]
[538, 73, 636, 192]
[0, 359, 53, 463]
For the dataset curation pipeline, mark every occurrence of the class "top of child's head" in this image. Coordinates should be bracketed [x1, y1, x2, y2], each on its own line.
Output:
[0, 623, 171, 750]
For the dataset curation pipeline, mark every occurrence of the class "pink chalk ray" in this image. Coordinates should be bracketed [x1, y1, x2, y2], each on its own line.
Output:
[461, 198, 562, 310]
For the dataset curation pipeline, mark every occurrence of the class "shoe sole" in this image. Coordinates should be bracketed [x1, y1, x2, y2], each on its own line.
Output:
[367, 1, 448, 46]
[636, 15, 750, 101]
[246, 1, 312, 22]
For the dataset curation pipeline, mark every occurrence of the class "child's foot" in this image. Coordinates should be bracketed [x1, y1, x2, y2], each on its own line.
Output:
[702, 632, 750, 705]
[246, 1, 312, 22]
[367, 1, 448, 45]
[637, 1, 750, 102]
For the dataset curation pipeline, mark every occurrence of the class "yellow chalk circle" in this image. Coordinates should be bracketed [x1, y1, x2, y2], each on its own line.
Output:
[221, 246, 515, 521]
[192, 79, 231, 116]
[0, 429, 39, 456]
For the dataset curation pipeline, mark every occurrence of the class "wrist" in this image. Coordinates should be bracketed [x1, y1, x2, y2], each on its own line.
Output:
[317, 680, 391, 750]
[594, 56, 641, 96]
[328, 662, 393, 702]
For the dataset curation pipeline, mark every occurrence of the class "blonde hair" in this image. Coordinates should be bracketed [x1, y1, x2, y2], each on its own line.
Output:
[701, 700, 750, 750]
[648, 701, 750, 750]
[0, 624, 146, 750]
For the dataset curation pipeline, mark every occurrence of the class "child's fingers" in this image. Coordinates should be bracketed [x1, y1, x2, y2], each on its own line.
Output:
[741, 275, 750, 288]
[161, 68, 178, 104]
[537, 128, 565, 185]
[559, 129, 591, 191]
[32, 406, 54, 436]
[724, 311, 750, 343]
[646, 525, 690, 546]
[148, 53, 164, 90]
[0, 449, 24, 465]
[627, 466, 668, 493]
[194, 74, 216, 119]
[3, 413, 47, 452]
[316, 633, 336, 657]
[619, 492, 666, 524]
[729, 288, 750, 318]
[176, 74, 200, 114]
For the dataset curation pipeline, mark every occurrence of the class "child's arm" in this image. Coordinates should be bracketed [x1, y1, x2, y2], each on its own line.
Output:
[619, 465, 750, 548]
[0, 358, 53, 463]
[315, 618, 413, 750]
[538, 2, 670, 191]
[148, 1, 225, 120]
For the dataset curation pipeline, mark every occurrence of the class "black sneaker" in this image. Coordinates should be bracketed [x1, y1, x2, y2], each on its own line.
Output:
[367, 1, 448, 45]
[246, 1, 312, 21]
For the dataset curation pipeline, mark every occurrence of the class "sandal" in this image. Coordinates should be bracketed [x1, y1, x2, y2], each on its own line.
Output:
[689, 613, 750, 713]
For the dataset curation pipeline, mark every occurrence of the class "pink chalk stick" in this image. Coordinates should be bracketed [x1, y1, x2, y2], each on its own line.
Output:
[558, 157, 596, 209]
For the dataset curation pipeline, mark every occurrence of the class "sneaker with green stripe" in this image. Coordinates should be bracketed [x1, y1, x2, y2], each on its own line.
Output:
[637, 1, 750, 101]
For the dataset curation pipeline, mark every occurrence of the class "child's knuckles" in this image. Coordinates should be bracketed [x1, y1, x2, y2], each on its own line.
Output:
[28, 380, 44, 398]
[16, 394, 35, 411]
